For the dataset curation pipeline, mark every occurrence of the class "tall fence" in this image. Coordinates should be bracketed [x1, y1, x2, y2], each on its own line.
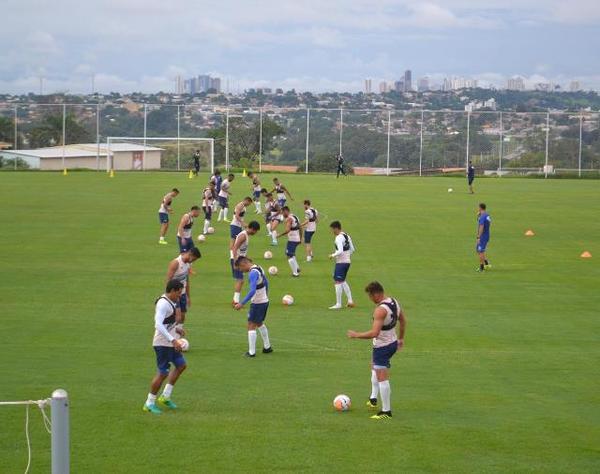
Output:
[1, 102, 599, 176]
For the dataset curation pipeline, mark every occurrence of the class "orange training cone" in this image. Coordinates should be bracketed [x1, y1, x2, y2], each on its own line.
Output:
[580, 251, 592, 258]
[525, 230, 535, 236]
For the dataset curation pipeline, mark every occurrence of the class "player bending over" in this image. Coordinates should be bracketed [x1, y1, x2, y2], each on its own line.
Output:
[264, 192, 283, 246]
[176, 206, 200, 254]
[347, 281, 406, 420]
[230, 221, 261, 304]
[234, 257, 273, 358]
[300, 199, 319, 262]
[328, 221, 355, 309]
[279, 206, 302, 277]
[476, 202, 492, 272]
[165, 247, 201, 325]
[230, 197, 253, 243]
[247, 172, 263, 214]
[210, 170, 223, 211]
[143, 279, 187, 415]
[271, 177, 293, 207]
[158, 188, 179, 245]
[217, 173, 235, 222]
[201, 182, 216, 235]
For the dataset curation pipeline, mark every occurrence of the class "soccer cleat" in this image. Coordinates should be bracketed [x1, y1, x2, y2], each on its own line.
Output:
[262, 347, 273, 354]
[157, 396, 177, 409]
[366, 398, 378, 409]
[158, 240, 168, 245]
[484, 264, 492, 270]
[347, 302, 356, 308]
[244, 352, 256, 358]
[292, 273, 300, 278]
[142, 403, 162, 415]
[329, 304, 342, 310]
[370, 411, 392, 420]
[270, 241, 278, 246]
[476, 267, 484, 272]
[223, 219, 231, 223]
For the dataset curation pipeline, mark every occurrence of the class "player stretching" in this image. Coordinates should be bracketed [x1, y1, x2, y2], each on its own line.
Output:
[217, 173, 235, 222]
[176, 206, 200, 254]
[158, 188, 179, 245]
[165, 247, 201, 325]
[264, 192, 282, 245]
[201, 182, 216, 235]
[328, 221, 355, 309]
[247, 172, 263, 214]
[476, 203, 492, 272]
[234, 257, 273, 358]
[230, 197, 253, 243]
[271, 177, 293, 207]
[468, 162, 475, 194]
[300, 199, 318, 262]
[279, 206, 302, 277]
[143, 279, 186, 414]
[210, 170, 223, 210]
[230, 221, 261, 304]
[347, 281, 406, 420]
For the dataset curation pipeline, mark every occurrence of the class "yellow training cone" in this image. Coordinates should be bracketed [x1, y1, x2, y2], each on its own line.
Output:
[242, 168, 247, 177]
[525, 230, 535, 236]
[580, 251, 592, 258]
[188, 170, 194, 179]
[109, 169, 115, 178]
[63, 168, 68, 176]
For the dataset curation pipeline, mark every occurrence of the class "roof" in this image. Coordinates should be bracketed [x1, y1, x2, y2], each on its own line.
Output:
[7, 143, 163, 159]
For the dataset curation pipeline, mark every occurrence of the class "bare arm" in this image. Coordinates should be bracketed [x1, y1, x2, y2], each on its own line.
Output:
[282, 185, 293, 200]
[347, 307, 386, 339]
[397, 310, 406, 348]
[177, 215, 187, 237]
[165, 259, 179, 284]
[279, 217, 292, 236]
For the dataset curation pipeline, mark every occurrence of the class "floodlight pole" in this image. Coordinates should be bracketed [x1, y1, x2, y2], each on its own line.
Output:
[498, 111, 503, 176]
[210, 139, 214, 175]
[62, 104, 66, 171]
[419, 109, 424, 177]
[51, 389, 69, 474]
[578, 112, 583, 177]
[177, 105, 181, 171]
[259, 108, 263, 173]
[305, 108, 310, 174]
[465, 110, 471, 173]
[339, 108, 343, 157]
[544, 112, 550, 178]
[386, 109, 391, 176]
[143, 104, 147, 171]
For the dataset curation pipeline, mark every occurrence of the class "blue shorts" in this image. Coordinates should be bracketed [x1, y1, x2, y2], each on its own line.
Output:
[218, 196, 228, 208]
[230, 224, 242, 239]
[159, 212, 169, 224]
[286, 241, 300, 257]
[253, 190, 261, 199]
[278, 198, 286, 208]
[177, 293, 188, 313]
[177, 236, 194, 253]
[476, 239, 489, 253]
[154, 346, 186, 375]
[248, 302, 269, 324]
[372, 341, 398, 369]
[230, 258, 244, 280]
[304, 231, 315, 243]
[203, 206, 212, 220]
[333, 263, 351, 282]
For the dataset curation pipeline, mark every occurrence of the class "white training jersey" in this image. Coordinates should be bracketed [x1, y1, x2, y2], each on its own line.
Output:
[333, 232, 355, 264]
[218, 179, 231, 198]
[252, 176, 261, 192]
[202, 187, 214, 208]
[172, 255, 190, 295]
[158, 193, 173, 213]
[304, 207, 318, 232]
[231, 202, 246, 228]
[152, 295, 178, 347]
[275, 183, 285, 200]
[373, 297, 401, 348]
[177, 213, 194, 239]
[232, 230, 249, 259]
[250, 265, 269, 304]
[287, 214, 301, 242]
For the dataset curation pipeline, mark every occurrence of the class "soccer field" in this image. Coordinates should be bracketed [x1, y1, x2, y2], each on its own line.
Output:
[1, 171, 599, 473]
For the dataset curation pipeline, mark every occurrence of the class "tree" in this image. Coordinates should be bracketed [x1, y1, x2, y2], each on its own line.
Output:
[28, 113, 92, 148]
[0, 116, 13, 144]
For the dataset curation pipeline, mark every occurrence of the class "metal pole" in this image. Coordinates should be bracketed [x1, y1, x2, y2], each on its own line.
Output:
[419, 109, 424, 177]
[578, 112, 583, 177]
[544, 112, 550, 178]
[339, 108, 343, 156]
[96, 103, 100, 171]
[107, 137, 111, 172]
[225, 109, 230, 171]
[142, 104, 147, 171]
[499, 111, 503, 176]
[62, 104, 66, 171]
[14, 106, 18, 170]
[386, 110, 391, 176]
[210, 139, 214, 174]
[305, 108, 310, 174]
[465, 110, 471, 172]
[177, 105, 181, 171]
[51, 389, 69, 474]
[259, 108, 263, 173]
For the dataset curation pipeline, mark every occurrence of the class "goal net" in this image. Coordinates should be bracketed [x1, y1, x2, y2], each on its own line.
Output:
[105, 136, 215, 172]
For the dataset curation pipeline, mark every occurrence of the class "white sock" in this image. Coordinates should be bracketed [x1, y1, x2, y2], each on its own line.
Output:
[233, 292, 241, 303]
[370, 370, 379, 399]
[379, 380, 391, 412]
[288, 257, 299, 274]
[254, 201, 261, 212]
[306, 255, 312, 262]
[159, 236, 165, 241]
[203, 219, 210, 234]
[248, 330, 257, 355]
[342, 281, 353, 303]
[258, 325, 271, 349]
[218, 209, 224, 221]
[162, 383, 174, 399]
[223, 208, 229, 220]
[335, 284, 343, 306]
[146, 393, 157, 406]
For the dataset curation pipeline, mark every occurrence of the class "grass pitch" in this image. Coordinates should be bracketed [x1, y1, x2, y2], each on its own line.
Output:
[0, 172, 599, 473]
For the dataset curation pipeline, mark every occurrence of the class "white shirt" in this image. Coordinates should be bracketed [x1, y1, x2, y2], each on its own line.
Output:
[202, 187, 213, 208]
[158, 193, 173, 213]
[231, 202, 246, 228]
[172, 255, 190, 295]
[231, 230, 249, 259]
[287, 214, 301, 242]
[218, 179, 231, 198]
[373, 297, 400, 348]
[304, 208, 318, 232]
[176, 213, 194, 239]
[250, 266, 269, 304]
[332, 232, 355, 264]
[152, 295, 178, 347]
[252, 177, 261, 192]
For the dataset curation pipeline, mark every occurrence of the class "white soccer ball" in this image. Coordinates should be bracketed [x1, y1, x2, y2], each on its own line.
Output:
[333, 394, 351, 412]
[447, 188, 453, 193]
[282, 294, 294, 305]
[178, 338, 190, 352]
[268, 266, 278, 275]
[264, 250, 273, 259]
[207, 226, 215, 234]
[197, 234, 206, 242]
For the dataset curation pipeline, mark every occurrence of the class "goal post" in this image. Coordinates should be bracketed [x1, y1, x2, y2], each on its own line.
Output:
[105, 136, 215, 173]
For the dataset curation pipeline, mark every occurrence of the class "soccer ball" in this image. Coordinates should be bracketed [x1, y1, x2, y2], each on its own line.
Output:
[268, 266, 278, 275]
[333, 394, 351, 412]
[197, 234, 206, 242]
[282, 294, 294, 305]
[178, 338, 190, 352]
[264, 250, 273, 259]
[447, 188, 453, 193]
[207, 227, 215, 234]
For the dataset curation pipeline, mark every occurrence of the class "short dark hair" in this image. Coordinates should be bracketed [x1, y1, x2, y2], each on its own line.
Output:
[273, 177, 279, 182]
[228, 174, 235, 179]
[330, 221, 342, 230]
[236, 256, 252, 265]
[191, 205, 200, 211]
[172, 188, 180, 193]
[479, 203, 486, 210]
[281, 206, 290, 212]
[261, 188, 268, 194]
[304, 199, 311, 206]
[166, 279, 184, 293]
[248, 221, 260, 231]
[215, 169, 221, 175]
[365, 281, 384, 295]
[266, 192, 273, 198]
[244, 196, 253, 202]
[248, 172, 254, 177]
[189, 247, 201, 258]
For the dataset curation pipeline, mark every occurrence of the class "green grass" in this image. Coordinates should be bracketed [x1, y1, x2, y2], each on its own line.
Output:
[1, 172, 599, 473]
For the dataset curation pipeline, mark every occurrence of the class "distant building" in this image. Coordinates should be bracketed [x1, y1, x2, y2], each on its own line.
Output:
[404, 70, 412, 92]
[184, 74, 222, 94]
[417, 76, 429, 92]
[210, 77, 221, 93]
[364, 79, 372, 94]
[506, 77, 525, 91]
[443, 77, 478, 91]
[394, 80, 404, 92]
[569, 81, 581, 92]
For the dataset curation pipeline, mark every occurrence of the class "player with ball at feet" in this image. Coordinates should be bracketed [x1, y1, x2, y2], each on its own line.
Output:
[347, 281, 406, 420]
[233, 256, 274, 358]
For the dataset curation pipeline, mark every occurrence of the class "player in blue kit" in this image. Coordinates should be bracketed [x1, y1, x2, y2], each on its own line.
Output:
[233, 257, 274, 358]
[476, 202, 492, 272]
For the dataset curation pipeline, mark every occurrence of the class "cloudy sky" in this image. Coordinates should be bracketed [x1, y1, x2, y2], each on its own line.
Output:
[1, 0, 599, 93]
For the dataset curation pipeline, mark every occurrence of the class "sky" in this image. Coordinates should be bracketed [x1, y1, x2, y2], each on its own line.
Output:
[1, 0, 599, 94]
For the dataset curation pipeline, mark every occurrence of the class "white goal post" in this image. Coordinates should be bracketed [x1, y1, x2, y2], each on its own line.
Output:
[106, 136, 215, 173]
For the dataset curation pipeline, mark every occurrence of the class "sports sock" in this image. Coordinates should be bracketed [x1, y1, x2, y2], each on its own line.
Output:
[162, 383, 174, 399]
[233, 292, 241, 303]
[288, 257, 299, 274]
[203, 219, 210, 234]
[248, 330, 257, 355]
[335, 284, 343, 306]
[218, 209, 224, 221]
[480, 263, 484, 270]
[342, 281, 353, 303]
[484, 259, 489, 265]
[379, 380, 391, 412]
[258, 325, 271, 349]
[370, 370, 380, 399]
[254, 201, 261, 212]
[146, 393, 157, 406]
[223, 208, 229, 220]
[159, 236, 165, 241]
[306, 255, 312, 262]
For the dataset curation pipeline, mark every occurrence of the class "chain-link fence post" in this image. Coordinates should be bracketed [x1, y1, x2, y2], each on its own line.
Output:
[62, 104, 66, 172]
[305, 108, 310, 174]
[386, 109, 391, 176]
[419, 109, 424, 177]
[339, 108, 343, 157]
[259, 107, 263, 173]
[96, 103, 101, 171]
[499, 111, 503, 176]
[578, 112, 583, 177]
[177, 105, 181, 171]
[465, 110, 471, 171]
[544, 111, 550, 178]
[225, 108, 230, 171]
[142, 104, 147, 171]
[13, 105, 18, 170]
